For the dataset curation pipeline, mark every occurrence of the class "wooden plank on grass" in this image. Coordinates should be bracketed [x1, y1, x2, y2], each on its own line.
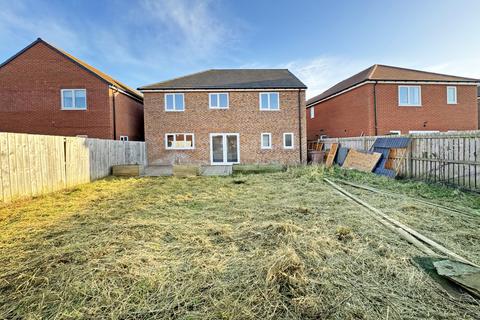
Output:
[325, 143, 338, 168]
[342, 149, 382, 172]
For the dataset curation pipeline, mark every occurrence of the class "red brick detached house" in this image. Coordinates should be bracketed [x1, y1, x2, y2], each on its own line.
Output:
[306, 64, 479, 139]
[0, 38, 144, 141]
[139, 69, 307, 165]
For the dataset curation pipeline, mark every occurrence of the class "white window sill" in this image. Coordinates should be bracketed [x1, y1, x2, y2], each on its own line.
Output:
[398, 104, 422, 107]
[261, 147, 272, 150]
[209, 107, 229, 110]
[447, 102, 457, 105]
[283, 146, 294, 150]
[259, 109, 280, 111]
[165, 148, 194, 150]
[61, 108, 87, 111]
[165, 110, 185, 112]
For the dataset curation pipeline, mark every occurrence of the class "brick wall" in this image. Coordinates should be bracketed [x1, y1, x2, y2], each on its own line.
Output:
[306, 84, 374, 139]
[307, 83, 478, 138]
[110, 89, 144, 141]
[0, 41, 126, 139]
[375, 83, 478, 134]
[144, 90, 307, 165]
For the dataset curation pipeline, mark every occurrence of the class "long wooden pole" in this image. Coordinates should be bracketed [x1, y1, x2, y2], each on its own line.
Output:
[324, 178, 479, 268]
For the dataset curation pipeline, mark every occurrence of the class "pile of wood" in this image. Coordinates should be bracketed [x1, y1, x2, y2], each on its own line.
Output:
[320, 137, 411, 177]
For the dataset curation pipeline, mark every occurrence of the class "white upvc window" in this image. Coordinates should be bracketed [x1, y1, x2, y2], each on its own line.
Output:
[398, 86, 421, 106]
[165, 133, 194, 149]
[447, 86, 457, 104]
[61, 89, 87, 110]
[120, 136, 129, 141]
[165, 93, 185, 111]
[310, 107, 314, 119]
[389, 131, 401, 135]
[259, 92, 280, 110]
[283, 133, 294, 149]
[261, 133, 272, 149]
[209, 93, 229, 109]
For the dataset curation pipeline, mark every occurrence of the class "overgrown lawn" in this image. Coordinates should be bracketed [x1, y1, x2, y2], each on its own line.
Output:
[0, 166, 479, 319]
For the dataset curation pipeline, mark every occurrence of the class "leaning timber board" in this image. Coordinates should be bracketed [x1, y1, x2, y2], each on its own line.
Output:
[325, 143, 339, 168]
[342, 149, 382, 172]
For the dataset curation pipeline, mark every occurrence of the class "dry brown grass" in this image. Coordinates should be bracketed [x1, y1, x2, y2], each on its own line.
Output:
[0, 166, 479, 319]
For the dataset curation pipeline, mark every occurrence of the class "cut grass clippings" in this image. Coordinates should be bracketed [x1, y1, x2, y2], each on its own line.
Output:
[0, 166, 479, 319]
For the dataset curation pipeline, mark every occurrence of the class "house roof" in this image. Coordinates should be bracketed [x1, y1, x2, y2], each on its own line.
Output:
[138, 69, 307, 90]
[307, 64, 479, 107]
[477, 86, 480, 98]
[0, 38, 143, 100]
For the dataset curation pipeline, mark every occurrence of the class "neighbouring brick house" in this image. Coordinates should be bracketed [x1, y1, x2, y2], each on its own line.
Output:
[0, 38, 144, 141]
[306, 64, 479, 139]
[139, 69, 307, 165]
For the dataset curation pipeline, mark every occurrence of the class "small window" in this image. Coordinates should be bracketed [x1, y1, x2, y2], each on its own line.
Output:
[283, 133, 294, 149]
[447, 86, 457, 104]
[120, 136, 129, 141]
[389, 131, 401, 135]
[259, 92, 280, 110]
[310, 107, 314, 119]
[165, 133, 194, 149]
[165, 93, 185, 111]
[61, 89, 87, 110]
[209, 93, 229, 109]
[261, 133, 272, 149]
[398, 86, 421, 106]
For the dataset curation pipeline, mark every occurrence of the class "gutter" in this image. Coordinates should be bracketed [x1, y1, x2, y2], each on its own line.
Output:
[111, 87, 117, 140]
[298, 89, 303, 163]
[373, 81, 378, 135]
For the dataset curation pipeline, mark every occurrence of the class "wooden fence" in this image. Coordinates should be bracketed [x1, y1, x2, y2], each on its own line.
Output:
[319, 131, 480, 191]
[0, 132, 146, 202]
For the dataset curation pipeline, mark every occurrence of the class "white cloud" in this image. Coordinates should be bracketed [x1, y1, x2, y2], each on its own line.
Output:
[139, 0, 237, 62]
[419, 60, 480, 79]
[275, 57, 369, 99]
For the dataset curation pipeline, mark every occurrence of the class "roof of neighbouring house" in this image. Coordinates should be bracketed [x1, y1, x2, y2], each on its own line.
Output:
[0, 38, 143, 100]
[306, 64, 479, 107]
[138, 69, 307, 90]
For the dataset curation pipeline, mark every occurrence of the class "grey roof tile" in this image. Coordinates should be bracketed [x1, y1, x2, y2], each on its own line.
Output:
[139, 69, 307, 90]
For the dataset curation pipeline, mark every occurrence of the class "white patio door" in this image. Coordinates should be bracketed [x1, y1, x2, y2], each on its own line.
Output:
[210, 133, 240, 165]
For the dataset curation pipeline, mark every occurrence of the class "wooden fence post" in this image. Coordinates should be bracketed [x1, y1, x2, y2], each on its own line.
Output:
[406, 138, 414, 178]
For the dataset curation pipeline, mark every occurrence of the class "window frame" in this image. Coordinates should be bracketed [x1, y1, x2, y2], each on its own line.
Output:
[398, 85, 422, 107]
[389, 130, 401, 135]
[260, 132, 272, 149]
[310, 107, 314, 119]
[446, 86, 457, 105]
[283, 133, 294, 149]
[164, 93, 185, 112]
[119, 136, 129, 141]
[259, 92, 280, 111]
[165, 133, 195, 150]
[209, 93, 229, 109]
[61, 89, 87, 110]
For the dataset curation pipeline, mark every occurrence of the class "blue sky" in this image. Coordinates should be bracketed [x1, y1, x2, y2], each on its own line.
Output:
[1, 0, 479, 98]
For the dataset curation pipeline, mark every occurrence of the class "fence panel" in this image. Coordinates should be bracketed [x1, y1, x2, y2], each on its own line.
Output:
[319, 131, 480, 191]
[0, 133, 146, 203]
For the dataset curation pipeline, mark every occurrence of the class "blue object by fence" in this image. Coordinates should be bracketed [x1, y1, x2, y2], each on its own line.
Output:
[335, 147, 349, 166]
[371, 137, 410, 149]
[371, 137, 410, 177]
